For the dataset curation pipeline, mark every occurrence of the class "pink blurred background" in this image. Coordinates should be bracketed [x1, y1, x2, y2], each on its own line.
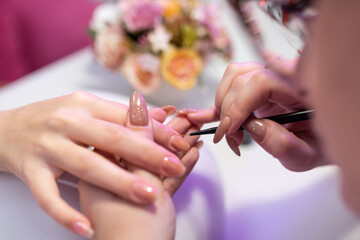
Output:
[0, 0, 98, 87]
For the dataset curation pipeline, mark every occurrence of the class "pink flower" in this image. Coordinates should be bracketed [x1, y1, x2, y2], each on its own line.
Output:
[193, 3, 231, 53]
[94, 26, 129, 70]
[192, 3, 220, 26]
[122, 1, 162, 32]
[121, 53, 161, 94]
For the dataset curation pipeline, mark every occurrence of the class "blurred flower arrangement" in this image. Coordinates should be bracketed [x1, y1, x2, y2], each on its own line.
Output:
[89, 0, 232, 95]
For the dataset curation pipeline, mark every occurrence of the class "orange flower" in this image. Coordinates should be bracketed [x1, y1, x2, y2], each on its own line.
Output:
[161, 48, 202, 90]
[161, 0, 181, 21]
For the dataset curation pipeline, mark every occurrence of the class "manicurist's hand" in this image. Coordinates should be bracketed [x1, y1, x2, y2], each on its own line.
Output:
[0, 91, 190, 237]
[186, 59, 328, 172]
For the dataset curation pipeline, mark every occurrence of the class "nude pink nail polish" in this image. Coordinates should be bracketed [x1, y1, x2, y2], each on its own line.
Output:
[129, 91, 149, 126]
[226, 136, 241, 156]
[243, 119, 267, 141]
[161, 156, 185, 177]
[72, 221, 94, 238]
[176, 108, 198, 114]
[132, 181, 157, 203]
[214, 116, 232, 143]
[162, 105, 177, 116]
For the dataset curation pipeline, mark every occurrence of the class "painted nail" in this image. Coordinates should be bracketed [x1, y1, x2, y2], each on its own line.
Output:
[214, 116, 232, 143]
[170, 135, 190, 151]
[131, 181, 157, 203]
[162, 105, 177, 116]
[243, 119, 267, 141]
[129, 91, 149, 126]
[72, 221, 94, 238]
[226, 136, 241, 156]
[176, 108, 198, 114]
[196, 140, 204, 149]
[161, 156, 185, 177]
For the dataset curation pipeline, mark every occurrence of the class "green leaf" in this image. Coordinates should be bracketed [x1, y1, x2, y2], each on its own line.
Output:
[87, 28, 97, 38]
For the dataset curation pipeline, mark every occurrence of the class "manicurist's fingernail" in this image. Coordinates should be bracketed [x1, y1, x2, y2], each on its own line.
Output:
[170, 135, 190, 151]
[226, 137, 241, 156]
[72, 221, 94, 238]
[132, 181, 157, 203]
[161, 156, 185, 177]
[243, 119, 267, 141]
[176, 108, 198, 114]
[214, 116, 232, 143]
[129, 91, 149, 126]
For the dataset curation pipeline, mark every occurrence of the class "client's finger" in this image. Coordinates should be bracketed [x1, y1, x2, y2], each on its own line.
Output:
[156, 113, 201, 154]
[166, 114, 193, 134]
[149, 106, 177, 123]
[176, 124, 201, 158]
[50, 140, 158, 204]
[149, 108, 167, 124]
[163, 123, 202, 195]
[153, 119, 190, 152]
[56, 115, 185, 178]
[243, 116, 321, 171]
[27, 169, 93, 238]
[185, 107, 220, 125]
[66, 91, 128, 125]
[163, 141, 202, 196]
[161, 105, 177, 116]
[124, 91, 169, 184]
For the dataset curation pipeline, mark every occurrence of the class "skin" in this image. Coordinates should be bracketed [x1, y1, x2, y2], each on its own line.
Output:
[0, 91, 192, 236]
[79, 2, 360, 239]
[296, 0, 360, 215]
[187, 0, 360, 217]
[3, 0, 360, 237]
[79, 94, 202, 240]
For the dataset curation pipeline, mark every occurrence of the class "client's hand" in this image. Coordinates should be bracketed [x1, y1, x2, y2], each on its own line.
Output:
[186, 59, 327, 172]
[79, 91, 202, 239]
[0, 91, 190, 237]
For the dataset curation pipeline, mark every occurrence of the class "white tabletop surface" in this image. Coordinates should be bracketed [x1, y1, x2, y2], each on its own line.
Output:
[0, 1, 359, 240]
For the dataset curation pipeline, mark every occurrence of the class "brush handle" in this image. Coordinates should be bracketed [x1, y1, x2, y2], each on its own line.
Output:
[189, 109, 315, 136]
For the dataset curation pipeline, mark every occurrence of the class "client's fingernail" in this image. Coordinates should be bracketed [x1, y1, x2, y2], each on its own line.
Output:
[243, 119, 267, 141]
[132, 181, 157, 203]
[226, 137, 241, 156]
[214, 116, 231, 143]
[129, 91, 149, 126]
[170, 135, 190, 151]
[176, 108, 198, 114]
[162, 156, 185, 177]
[162, 105, 177, 116]
[72, 221, 94, 238]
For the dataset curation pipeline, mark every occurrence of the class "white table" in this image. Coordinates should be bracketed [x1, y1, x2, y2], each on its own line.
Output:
[0, 2, 359, 240]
